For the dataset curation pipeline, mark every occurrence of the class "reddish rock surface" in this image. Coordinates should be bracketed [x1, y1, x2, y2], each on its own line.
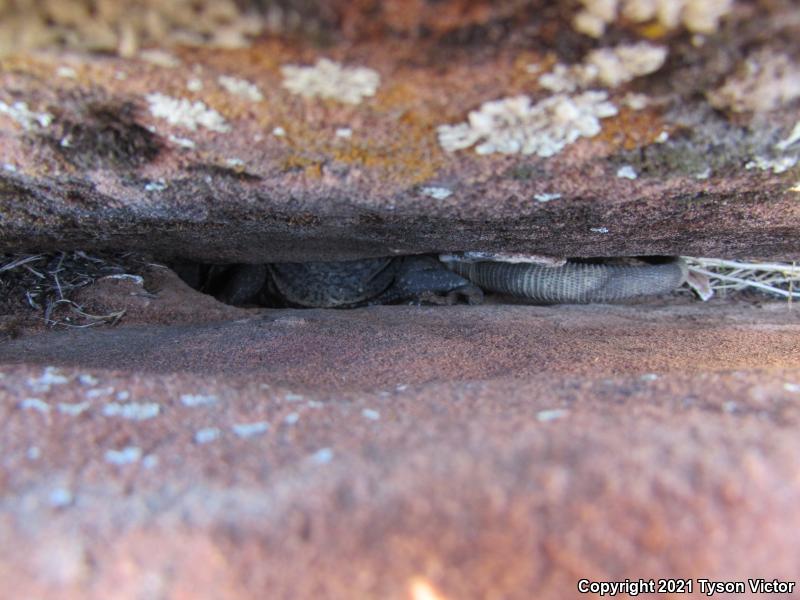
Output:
[0, 1, 798, 261]
[2, 1, 800, 598]
[1, 289, 799, 599]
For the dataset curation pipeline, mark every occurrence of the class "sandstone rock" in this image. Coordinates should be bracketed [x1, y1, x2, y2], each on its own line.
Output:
[2, 2, 800, 598]
[0, 2, 797, 261]
[1, 300, 799, 598]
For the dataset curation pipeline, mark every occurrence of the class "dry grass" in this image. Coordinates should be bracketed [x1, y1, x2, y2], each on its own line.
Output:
[684, 257, 800, 301]
[0, 251, 147, 327]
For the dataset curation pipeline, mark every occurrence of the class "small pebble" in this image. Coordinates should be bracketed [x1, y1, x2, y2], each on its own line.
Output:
[534, 193, 561, 203]
[102, 402, 160, 421]
[537, 408, 569, 422]
[180, 394, 219, 407]
[20, 398, 50, 413]
[105, 446, 142, 465]
[58, 402, 90, 416]
[48, 488, 74, 508]
[194, 427, 221, 444]
[309, 448, 334, 465]
[232, 421, 270, 438]
[361, 408, 381, 421]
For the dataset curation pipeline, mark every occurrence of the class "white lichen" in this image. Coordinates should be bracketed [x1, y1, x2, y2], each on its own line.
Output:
[309, 447, 334, 465]
[775, 121, 800, 152]
[27, 366, 68, 392]
[0, 100, 53, 130]
[335, 127, 353, 138]
[48, 488, 74, 508]
[144, 180, 167, 192]
[694, 167, 712, 179]
[146, 93, 229, 132]
[622, 92, 650, 110]
[56, 66, 77, 79]
[104, 446, 142, 465]
[57, 402, 90, 416]
[361, 408, 381, 421]
[281, 58, 380, 104]
[232, 421, 270, 438]
[139, 49, 181, 68]
[102, 402, 161, 420]
[536, 408, 570, 422]
[20, 398, 50, 413]
[180, 393, 219, 407]
[168, 134, 196, 149]
[142, 455, 159, 469]
[437, 92, 617, 156]
[573, 0, 734, 37]
[745, 156, 798, 174]
[420, 186, 453, 200]
[616, 164, 638, 179]
[534, 193, 562, 202]
[78, 374, 98, 386]
[540, 43, 667, 92]
[85, 386, 114, 398]
[194, 427, 221, 444]
[708, 51, 800, 113]
[218, 75, 263, 102]
[187, 78, 204, 92]
[588, 43, 668, 87]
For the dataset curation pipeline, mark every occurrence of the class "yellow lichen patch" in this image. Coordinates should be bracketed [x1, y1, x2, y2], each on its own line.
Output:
[186, 40, 294, 79]
[511, 51, 555, 90]
[0, 54, 55, 78]
[280, 154, 324, 178]
[289, 118, 442, 185]
[259, 67, 450, 185]
[634, 21, 672, 39]
[187, 87, 255, 123]
[595, 106, 669, 151]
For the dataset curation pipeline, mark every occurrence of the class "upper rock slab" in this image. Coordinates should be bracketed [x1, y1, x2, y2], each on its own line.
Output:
[0, 0, 798, 261]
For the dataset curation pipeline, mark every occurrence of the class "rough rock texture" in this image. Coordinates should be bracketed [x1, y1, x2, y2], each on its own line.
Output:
[1, 294, 800, 599]
[0, 1, 798, 262]
[2, 2, 800, 598]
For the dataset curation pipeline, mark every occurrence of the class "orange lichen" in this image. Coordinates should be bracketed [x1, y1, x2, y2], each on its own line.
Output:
[595, 106, 669, 151]
[635, 21, 672, 39]
[0, 54, 54, 78]
[281, 154, 324, 178]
